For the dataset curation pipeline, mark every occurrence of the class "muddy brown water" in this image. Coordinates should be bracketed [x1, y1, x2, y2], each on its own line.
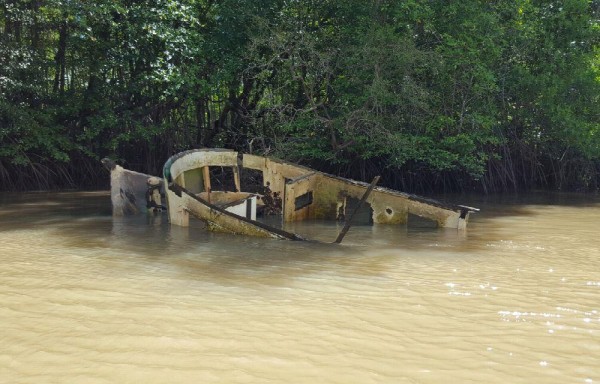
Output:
[0, 191, 598, 383]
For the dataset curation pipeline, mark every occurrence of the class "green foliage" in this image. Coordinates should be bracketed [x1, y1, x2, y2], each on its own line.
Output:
[0, 0, 598, 191]
[0, 99, 72, 165]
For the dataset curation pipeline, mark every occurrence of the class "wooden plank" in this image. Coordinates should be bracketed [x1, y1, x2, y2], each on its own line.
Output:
[334, 176, 380, 244]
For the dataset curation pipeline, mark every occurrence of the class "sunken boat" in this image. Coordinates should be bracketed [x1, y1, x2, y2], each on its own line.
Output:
[103, 149, 477, 241]
[101, 158, 166, 216]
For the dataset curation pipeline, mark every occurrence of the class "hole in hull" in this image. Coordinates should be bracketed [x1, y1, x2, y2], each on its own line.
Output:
[345, 197, 373, 225]
[295, 191, 313, 211]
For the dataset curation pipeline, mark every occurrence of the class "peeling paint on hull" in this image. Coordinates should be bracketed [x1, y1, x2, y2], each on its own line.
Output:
[161, 149, 478, 241]
[104, 149, 477, 241]
[102, 159, 165, 216]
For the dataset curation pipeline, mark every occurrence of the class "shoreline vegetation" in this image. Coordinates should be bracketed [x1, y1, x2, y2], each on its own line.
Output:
[1, 1, 598, 193]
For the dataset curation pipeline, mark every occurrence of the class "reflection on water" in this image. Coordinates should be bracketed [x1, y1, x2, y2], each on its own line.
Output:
[0, 191, 599, 383]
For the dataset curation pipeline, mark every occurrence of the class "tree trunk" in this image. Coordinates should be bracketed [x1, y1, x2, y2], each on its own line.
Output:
[53, 19, 68, 94]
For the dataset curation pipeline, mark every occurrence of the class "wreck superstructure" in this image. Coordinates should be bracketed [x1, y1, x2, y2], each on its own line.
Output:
[102, 158, 165, 216]
[162, 148, 477, 240]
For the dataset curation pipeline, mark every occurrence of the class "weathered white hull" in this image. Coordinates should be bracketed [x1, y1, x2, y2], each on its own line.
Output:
[161, 149, 478, 240]
[104, 150, 477, 240]
[102, 158, 165, 216]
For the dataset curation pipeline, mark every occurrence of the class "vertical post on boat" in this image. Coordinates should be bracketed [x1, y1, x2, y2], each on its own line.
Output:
[232, 166, 241, 192]
[334, 176, 380, 244]
[203, 166, 211, 203]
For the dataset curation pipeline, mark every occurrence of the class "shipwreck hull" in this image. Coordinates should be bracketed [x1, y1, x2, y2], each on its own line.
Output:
[168, 183, 305, 240]
[102, 158, 165, 216]
[162, 149, 477, 239]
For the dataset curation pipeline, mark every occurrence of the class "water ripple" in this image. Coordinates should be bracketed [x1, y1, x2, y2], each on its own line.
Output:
[1, 192, 599, 383]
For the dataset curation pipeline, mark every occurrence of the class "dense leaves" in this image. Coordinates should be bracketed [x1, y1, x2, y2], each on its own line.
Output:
[1, 0, 598, 191]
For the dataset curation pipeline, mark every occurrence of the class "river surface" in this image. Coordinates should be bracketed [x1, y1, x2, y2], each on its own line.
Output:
[0, 191, 598, 383]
